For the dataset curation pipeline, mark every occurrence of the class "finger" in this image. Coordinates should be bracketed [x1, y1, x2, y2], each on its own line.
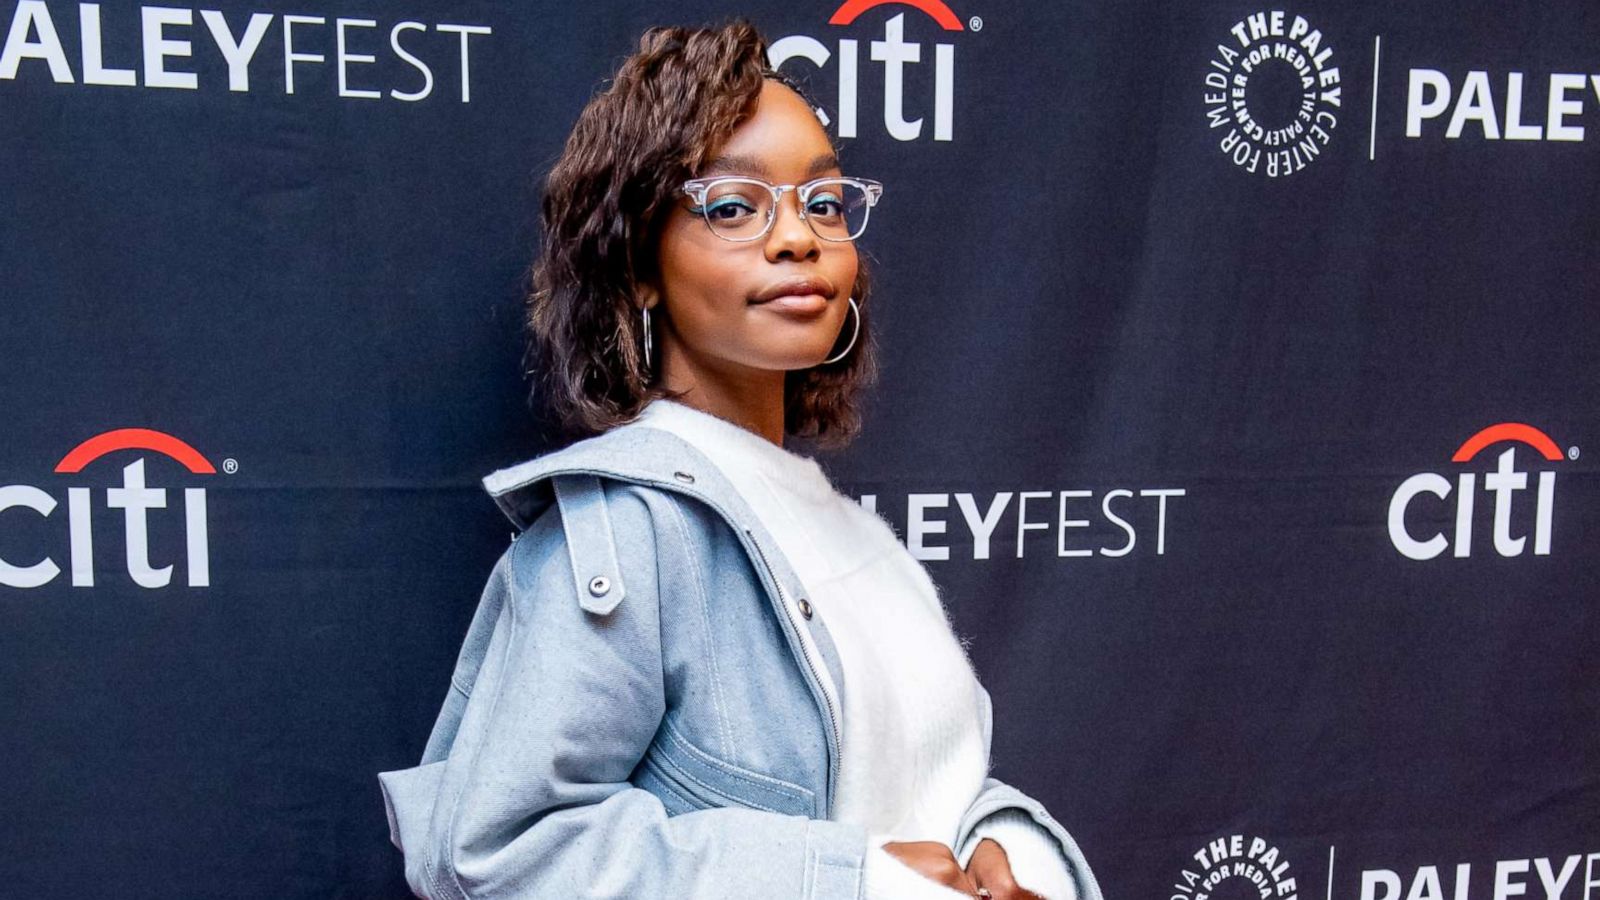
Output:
[967, 873, 1000, 899]
[968, 855, 1022, 898]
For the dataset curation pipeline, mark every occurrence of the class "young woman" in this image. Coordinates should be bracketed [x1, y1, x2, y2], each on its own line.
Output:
[379, 20, 1101, 900]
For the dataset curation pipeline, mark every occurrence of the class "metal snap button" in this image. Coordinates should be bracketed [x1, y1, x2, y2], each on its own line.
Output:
[673, 471, 695, 484]
[798, 597, 813, 619]
[588, 575, 611, 597]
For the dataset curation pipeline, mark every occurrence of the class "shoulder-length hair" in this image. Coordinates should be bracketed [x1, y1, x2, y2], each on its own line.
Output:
[525, 18, 878, 448]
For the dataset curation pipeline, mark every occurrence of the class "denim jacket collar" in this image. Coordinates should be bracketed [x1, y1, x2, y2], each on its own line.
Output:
[480, 422, 849, 816]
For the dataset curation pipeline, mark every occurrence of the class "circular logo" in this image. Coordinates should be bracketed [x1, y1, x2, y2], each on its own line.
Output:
[1202, 11, 1342, 177]
[1171, 834, 1299, 900]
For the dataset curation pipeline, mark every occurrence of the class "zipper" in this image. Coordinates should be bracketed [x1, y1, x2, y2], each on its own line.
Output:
[744, 528, 841, 819]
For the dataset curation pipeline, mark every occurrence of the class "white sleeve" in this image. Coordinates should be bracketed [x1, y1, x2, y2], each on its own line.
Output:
[961, 808, 1080, 900]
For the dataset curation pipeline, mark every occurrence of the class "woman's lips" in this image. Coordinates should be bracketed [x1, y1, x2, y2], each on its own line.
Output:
[751, 293, 829, 316]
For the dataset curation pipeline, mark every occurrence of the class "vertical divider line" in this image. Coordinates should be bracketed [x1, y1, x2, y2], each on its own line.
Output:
[1327, 844, 1337, 900]
[1369, 35, 1382, 160]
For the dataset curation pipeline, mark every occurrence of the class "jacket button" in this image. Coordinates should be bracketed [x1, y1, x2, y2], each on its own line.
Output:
[588, 575, 611, 597]
[798, 598, 813, 619]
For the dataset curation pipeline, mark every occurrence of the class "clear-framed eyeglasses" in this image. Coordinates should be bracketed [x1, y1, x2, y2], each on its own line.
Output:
[678, 176, 884, 242]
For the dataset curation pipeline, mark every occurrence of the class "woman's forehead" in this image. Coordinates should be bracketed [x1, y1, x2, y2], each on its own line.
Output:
[699, 151, 842, 180]
[700, 80, 841, 179]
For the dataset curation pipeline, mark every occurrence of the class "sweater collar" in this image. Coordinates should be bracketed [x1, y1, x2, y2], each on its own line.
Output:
[632, 398, 835, 499]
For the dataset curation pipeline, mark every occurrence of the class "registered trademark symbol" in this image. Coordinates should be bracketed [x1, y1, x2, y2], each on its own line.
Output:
[223, 458, 239, 474]
[1570, 446, 1580, 461]
[969, 15, 982, 31]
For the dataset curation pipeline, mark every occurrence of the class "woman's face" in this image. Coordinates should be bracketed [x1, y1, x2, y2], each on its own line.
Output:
[643, 79, 859, 385]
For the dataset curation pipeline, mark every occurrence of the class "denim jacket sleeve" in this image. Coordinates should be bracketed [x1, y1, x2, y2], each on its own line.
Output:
[951, 681, 1105, 900]
[377, 475, 869, 899]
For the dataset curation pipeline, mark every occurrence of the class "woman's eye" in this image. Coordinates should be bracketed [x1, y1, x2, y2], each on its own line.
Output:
[705, 198, 756, 219]
[808, 194, 844, 216]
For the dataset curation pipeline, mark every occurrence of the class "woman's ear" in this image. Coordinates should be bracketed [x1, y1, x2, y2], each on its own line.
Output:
[637, 283, 660, 311]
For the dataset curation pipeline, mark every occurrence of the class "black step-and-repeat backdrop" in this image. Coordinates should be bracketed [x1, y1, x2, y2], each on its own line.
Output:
[2, 0, 1595, 897]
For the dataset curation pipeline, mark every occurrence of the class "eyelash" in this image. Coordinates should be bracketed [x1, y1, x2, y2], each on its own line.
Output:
[687, 193, 845, 216]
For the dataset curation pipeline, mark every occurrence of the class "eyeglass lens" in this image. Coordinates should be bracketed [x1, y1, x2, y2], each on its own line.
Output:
[697, 179, 871, 241]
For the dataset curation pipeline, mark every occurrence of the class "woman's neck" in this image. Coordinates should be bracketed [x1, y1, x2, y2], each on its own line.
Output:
[656, 353, 786, 447]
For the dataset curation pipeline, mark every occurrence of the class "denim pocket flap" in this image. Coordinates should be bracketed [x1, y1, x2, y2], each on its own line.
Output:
[648, 717, 816, 817]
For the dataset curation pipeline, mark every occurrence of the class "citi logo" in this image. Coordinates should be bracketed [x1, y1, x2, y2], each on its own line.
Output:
[770, 0, 971, 141]
[1, 428, 219, 589]
[1387, 423, 1569, 561]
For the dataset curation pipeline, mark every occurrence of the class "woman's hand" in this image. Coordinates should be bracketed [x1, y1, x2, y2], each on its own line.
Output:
[965, 838, 1046, 900]
[882, 840, 981, 895]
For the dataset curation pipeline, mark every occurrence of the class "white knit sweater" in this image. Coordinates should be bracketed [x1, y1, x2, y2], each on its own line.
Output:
[629, 399, 1077, 900]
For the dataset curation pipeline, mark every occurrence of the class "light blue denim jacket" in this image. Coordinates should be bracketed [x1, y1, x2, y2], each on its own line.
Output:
[377, 424, 1103, 899]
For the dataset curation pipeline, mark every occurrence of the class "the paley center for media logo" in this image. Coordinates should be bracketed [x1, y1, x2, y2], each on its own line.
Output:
[1172, 837, 1600, 900]
[1203, 9, 1344, 177]
[1, 427, 220, 589]
[1172, 834, 1302, 900]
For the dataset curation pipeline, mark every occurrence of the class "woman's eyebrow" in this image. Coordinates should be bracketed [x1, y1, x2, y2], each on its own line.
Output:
[701, 152, 842, 178]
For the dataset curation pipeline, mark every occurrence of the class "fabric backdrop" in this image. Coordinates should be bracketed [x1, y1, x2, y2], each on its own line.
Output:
[1, 0, 1595, 897]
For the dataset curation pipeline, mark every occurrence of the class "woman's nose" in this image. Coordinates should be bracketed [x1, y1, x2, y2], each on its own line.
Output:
[765, 190, 821, 260]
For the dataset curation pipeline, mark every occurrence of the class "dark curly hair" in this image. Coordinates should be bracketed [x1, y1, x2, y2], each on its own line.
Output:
[525, 17, 878, 447]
